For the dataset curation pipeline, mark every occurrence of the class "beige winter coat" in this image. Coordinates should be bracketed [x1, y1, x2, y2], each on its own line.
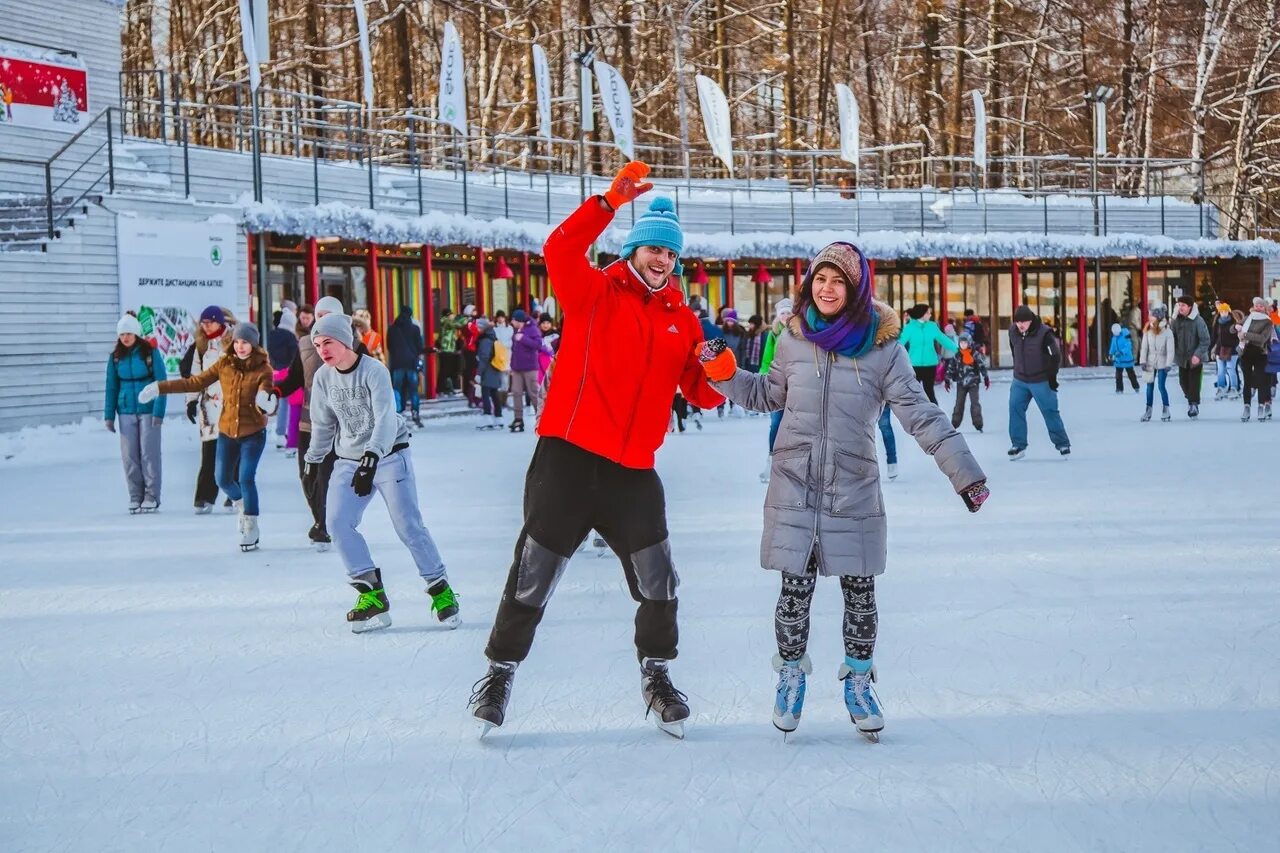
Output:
[1139, 323, 1175, 382]
[711, 301, 985, 578]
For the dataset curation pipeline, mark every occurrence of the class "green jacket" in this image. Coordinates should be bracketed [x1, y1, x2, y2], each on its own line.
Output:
[438, 315, 465, 351]
[759, 322, 786, 374]
[899, 318, 957, 368]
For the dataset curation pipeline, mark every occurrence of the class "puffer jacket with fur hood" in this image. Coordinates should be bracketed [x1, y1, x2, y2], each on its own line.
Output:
[710, 301, 985, 578]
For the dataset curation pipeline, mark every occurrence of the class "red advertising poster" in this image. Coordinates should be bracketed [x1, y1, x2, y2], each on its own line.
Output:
[0, 39, 89, 131]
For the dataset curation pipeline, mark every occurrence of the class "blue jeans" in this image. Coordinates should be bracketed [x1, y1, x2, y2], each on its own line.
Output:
[275, 398, 290, 437]
[391, 368, 420, 413]
[1145, 368, 1170, 407]
[1008, 379, 1070, 450]
[216, 429, 267, 516]
[878, 406, 897, 464]
[767, 410, 783, 452]
[1216, 356, 1239, 391]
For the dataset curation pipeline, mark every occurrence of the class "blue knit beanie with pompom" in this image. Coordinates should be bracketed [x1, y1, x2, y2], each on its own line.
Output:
[619, 196, 684, 275]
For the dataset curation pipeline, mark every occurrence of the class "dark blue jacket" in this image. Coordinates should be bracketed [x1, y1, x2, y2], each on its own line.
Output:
[105, 343, 167, 420]
[387, 312, 425, 371]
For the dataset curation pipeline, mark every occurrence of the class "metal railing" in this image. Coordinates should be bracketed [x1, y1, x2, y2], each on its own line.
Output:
[0, 107, 114, 241]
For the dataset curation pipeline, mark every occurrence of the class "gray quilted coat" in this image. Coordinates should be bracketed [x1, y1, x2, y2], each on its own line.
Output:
[711, 302, 986, 577]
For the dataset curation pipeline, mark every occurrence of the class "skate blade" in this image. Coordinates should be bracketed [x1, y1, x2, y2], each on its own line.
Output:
[860, 731, 881, 743]
[438, 613, 461, 629]
[654, 718, 686, 739]
[350, 613, 392, 634]
[312, 542, 331, 553]
[474, 718, 495, 738]
[240, 542, 259, 552]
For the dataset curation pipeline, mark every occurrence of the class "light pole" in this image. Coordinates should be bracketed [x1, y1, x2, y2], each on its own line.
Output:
[670, 0, 709, 188]
[1084, 84, 1114, 366]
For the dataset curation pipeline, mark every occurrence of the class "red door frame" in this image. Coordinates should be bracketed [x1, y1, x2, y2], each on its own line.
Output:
[475, 248, 487, 316]
[939, 257, 950, 321]
[423, 246, 436, 400]
[305, 237, 319, 305]
[1077, 256, 1089, 366]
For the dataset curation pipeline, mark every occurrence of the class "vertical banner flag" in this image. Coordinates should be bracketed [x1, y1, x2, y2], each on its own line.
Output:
[592, 61, 634, 159]
[0, 39, 89, 130]
[237, 0, 261, 91]
[695, 74, 734, 175]
[532, 44, 552, 139]
[251, 0, 270, 62]
[1093, 101, 1107, 156]
[579, 63, 594, 132]
[352, 1, 374, 112]
[971, 89, 987, 171]
[438, 21, 467, 135]
[835, 82, 860, 167]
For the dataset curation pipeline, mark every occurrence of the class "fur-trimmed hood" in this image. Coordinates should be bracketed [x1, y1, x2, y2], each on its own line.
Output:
[784, 299, 902, 348]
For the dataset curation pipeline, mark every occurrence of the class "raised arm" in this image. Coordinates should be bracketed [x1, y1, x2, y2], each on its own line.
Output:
[157, 358, 223, 395]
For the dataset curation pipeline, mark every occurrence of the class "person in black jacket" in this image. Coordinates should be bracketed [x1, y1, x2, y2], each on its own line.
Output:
[387, 305, 426, 426]
[1171, 296, 1211, 418]
[1007, 305, 1070, 460]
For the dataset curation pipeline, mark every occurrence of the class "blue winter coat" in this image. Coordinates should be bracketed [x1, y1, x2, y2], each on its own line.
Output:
[105, 344, 167, 420]
[1108, 332, 1135, 369]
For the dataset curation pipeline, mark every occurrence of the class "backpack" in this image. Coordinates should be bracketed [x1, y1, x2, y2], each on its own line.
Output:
[491, 340, 511, 372]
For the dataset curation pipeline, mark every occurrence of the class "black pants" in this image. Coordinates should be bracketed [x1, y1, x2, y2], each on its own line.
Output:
[776, 554, 877, 662]
[436, 351, 459, 395]
[485, 437, 679, 664]
[194, 439, 220, 505]
[296, 430, 336, 531]
[1115, 367, 1138, 391]
[951, 384, 983, 430]
[1242, 348, 1273, 404]
[672, 394, 687, 431]
[914, 365, 938, 403]
[1178, 363, 1203, 405]
[462, 351, 479, 404]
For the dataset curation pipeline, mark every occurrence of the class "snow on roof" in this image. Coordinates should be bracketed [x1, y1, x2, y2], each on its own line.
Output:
[240, 198, 1280, 261]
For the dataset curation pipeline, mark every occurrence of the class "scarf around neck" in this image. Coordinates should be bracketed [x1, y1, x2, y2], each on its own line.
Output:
[801, 304, 879, 359]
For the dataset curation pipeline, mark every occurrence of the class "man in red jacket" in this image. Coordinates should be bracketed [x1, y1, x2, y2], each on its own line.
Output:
[469, 162, 724, 738]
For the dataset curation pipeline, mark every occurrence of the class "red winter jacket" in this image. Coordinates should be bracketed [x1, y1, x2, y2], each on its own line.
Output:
[536, 196, 724, 469]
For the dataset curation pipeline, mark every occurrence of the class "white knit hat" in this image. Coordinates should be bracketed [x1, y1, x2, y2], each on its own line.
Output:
[117, 314, 143, 337]
[315, 296, 345, 316]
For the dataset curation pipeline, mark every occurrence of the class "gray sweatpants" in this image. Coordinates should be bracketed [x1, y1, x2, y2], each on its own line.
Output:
[118, 414, 162, 504]
[326, 448, 446, 581]
[509, 369, 540, 420]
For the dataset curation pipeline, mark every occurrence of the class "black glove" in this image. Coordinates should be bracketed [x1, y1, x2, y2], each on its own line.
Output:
[186, 400, 198, 424]
[1048, 376, 1060, 392]
[961, 480, 990, 513]
[351, 451, 379, 497]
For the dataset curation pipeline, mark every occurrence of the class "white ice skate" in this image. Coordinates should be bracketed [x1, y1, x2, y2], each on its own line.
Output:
[239, 515, 260, 552]
[887, 463, 898, 480]
[127, 500, 142, 515]
[772, 653, 811, 737]
[838, 661, 883, 742]
[140, 498, 159, 513]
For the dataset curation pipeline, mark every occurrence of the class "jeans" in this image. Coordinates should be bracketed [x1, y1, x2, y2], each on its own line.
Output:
[275, 398, 290, 438]
[1145, 368, 1170, 407]
[767, 410, 783, 452]
[391, 368, 420, 414]
[1008, 379, 1070, 450]
[215, 429, 267, 516]
[878, 406, 896, 464]
[1216, 355, 1239, 392]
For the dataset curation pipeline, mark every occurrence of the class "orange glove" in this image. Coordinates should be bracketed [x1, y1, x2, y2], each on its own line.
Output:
[603, 161, 654, 210]
[697, 340, 737, 382]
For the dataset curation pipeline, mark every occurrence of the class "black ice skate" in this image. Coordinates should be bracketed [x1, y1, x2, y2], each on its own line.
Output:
[508, 418, 525, 433]
[469, 660, 517, 734]
[347, 569, 391, 633]
[1007, 446, 1026, 461]
[426, 577, 460, 628]
[641, 658, 690, 739]
[308, 523, 332, 552]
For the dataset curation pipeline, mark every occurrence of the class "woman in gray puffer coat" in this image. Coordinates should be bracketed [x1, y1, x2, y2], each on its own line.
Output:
[700, 240, 989, 739]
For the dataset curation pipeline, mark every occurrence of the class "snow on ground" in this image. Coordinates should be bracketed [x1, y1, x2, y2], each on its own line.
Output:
[2, 379, 1278, 852]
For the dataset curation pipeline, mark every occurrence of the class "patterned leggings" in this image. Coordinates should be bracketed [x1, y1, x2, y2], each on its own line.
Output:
[775, 555, 877, 662]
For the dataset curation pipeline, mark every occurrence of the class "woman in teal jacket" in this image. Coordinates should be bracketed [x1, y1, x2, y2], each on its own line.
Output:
[899, 303, 958, 403]
[105, 314, 167, 513]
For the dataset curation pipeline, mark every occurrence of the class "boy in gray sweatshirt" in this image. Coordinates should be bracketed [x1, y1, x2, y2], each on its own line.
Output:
[305, 312, 459, 632]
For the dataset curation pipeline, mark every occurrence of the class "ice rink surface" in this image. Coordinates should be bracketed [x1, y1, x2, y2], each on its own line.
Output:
[2, 379, 1277, 851]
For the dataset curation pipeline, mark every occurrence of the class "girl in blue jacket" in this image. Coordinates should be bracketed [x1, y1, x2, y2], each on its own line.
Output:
[105, 314, 167, 513]
[1108, 322, 1138, 393]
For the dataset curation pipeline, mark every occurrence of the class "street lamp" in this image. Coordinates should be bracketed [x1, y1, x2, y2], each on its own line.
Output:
[1083, 84, 1114, 366]
[670, 0, 710, 187]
